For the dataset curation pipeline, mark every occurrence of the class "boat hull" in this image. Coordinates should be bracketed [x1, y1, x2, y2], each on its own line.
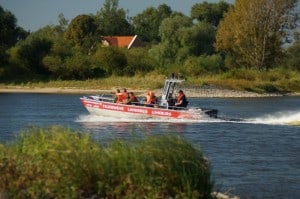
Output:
[80, 97, 207, 120]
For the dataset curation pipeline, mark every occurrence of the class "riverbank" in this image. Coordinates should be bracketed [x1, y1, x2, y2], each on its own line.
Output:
[0, 85, 299, 97]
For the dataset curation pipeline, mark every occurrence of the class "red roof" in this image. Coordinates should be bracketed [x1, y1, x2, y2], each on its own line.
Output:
[102, 35, 139, 49]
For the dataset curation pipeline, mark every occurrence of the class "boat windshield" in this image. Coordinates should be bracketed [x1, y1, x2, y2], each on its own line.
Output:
[160, 78, 185, 107]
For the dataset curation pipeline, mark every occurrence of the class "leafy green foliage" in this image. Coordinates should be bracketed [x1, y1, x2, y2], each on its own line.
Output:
[95, 0, 132, 36]
[132, 4, 172, 43]
[150, 15, 217, 68]
[179, 22, 216, 56]
[0, 6, 28, 49]
[58, 13, 69, 32]
[4, 46, 30, 78]
[18, 37, 52, 75]
[215, 0, 298, 70]
[63, 50, 93, 79]
[123, 48, 156, 76]
[64, 15, 98, 49]
[0, 126, 213, 198]
[183, 54, 225, 76]
[93, 47, 127, 76]
[191, 0, 230, 26]
[0, 5, 28, 72]
[284, 41, 300, 71]
[150, 15, 193, 66]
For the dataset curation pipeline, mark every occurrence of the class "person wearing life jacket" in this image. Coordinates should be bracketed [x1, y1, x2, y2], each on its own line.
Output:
[127, 92, 138, 105]
[114, 89, 123, 103]
[120, 88, 129, 103]
[146, 91, 157, 106]
[175, 90, 188, 108]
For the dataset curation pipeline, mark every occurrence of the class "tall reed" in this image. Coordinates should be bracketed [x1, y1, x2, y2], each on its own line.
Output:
[0, 126, 213, 199]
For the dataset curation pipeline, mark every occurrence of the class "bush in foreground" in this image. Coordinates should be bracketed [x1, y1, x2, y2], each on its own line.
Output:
[0, 126, 213, 198]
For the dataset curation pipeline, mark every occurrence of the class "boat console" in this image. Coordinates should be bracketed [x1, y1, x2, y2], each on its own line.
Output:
[160, 78, 185, 108]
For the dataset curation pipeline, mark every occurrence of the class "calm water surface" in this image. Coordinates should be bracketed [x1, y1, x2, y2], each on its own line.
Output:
[0, 93, 299, 199]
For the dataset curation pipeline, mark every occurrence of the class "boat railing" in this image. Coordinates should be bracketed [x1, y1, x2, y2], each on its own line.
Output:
[97, 94, 115, 102]
[90, 94, 188, 111]
[129, 100, 186, 110]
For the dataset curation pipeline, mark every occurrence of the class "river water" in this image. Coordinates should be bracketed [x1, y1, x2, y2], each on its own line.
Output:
[0, 93, 299, 199]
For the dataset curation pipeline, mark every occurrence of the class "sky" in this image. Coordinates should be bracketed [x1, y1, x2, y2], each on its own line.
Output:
[0, 0, 234, 32]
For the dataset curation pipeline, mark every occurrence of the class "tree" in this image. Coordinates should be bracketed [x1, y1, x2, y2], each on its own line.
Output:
[8, 25, 69, 77]
[132, 4, 172, 43]
[42, 37, 74, 79]
[179, 22, 216, 56]
[58, 13, 68, 32]
[215, 0, 298, 70]
[4, 46, 30, 78]
[150, 15, 193, 66]
[191, 1, 231, 26]
[124, 48, 155, 76]
[64, 14, 98, 50]
[150, 14, 216, 66]
[96, 0, 132, 36]
[63, 50, 93, 79]
[93, 47, 127, 76]
[0, 6, 28, 67]
[27, 25, 63, 42]
[183, 54, 225, 76]
[18, 37, 52, 75]
[0, 6, 28, 48]
[285, 40, 300, 70]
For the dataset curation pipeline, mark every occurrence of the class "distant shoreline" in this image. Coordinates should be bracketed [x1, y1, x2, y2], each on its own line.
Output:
[1, 86, 299, 97]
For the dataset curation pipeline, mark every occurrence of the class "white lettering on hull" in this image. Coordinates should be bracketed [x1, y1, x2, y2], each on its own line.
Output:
[83, 99, 176, 117]
[127, 107, 148, 114]
[103, 104, 124, 111]
[151, 110, 172, 116]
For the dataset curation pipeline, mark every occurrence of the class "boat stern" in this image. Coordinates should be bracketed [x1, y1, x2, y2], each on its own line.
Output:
[203, 109, 218, 118]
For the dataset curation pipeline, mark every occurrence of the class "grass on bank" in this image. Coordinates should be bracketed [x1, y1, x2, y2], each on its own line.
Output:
[0, 74, 167, 90]
[187, 69, 300, 93]
[1, 69, 300, 93]
[0, 126, 213, 199]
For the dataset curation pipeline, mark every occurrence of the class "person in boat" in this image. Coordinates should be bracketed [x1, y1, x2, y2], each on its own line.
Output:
[146, 91, 157, 106]
[122, 88, 129, 102]
[167, 93, 175, 107]
[127, 92, 138, 105]
[114, 89, 123, 103]
[175, 90, 188, 108]
[115, 88, 129, 103]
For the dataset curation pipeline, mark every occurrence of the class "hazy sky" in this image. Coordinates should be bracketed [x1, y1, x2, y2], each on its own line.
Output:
[0, 0, 233, 31]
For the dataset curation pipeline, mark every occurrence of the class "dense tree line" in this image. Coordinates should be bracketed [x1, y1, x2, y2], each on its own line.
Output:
[0, 0, 299, 81]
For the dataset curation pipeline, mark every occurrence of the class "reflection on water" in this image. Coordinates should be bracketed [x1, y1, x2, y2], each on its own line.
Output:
[79, 117, 190, 143]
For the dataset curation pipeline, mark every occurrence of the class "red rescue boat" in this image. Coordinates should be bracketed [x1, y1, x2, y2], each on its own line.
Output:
[80, 77, 217, 120]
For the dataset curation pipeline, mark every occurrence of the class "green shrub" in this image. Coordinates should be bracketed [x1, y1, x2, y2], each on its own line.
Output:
[258, 83, 280, 93]
[223, 68, 257, 81]
[0, 126, 213, 199]
[183, 54, 225, 76]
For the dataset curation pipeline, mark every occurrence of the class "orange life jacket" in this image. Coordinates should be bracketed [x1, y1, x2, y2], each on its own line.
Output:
[146, 91, 156, 104]
[116, 93, 123, 103]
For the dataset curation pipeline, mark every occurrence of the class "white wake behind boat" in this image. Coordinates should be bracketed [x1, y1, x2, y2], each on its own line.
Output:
[80, 78, 218, 120]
